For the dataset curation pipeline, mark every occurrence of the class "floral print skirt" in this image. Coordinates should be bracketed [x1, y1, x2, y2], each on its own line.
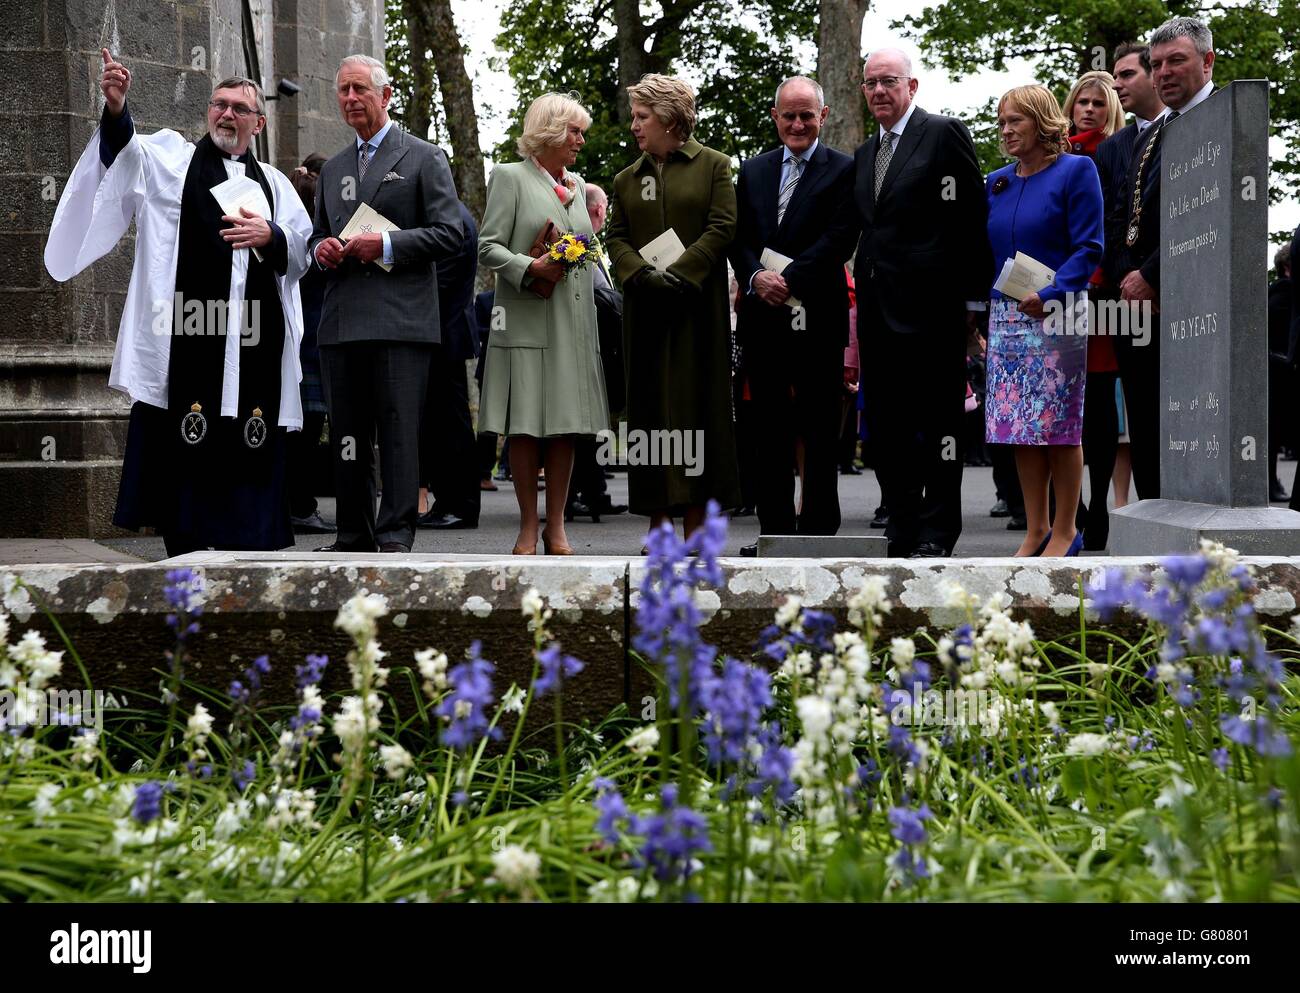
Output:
[985, 296, 1087, 446]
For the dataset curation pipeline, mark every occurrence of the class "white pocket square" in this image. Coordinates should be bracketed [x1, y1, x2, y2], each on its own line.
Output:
[381, 171, 404, 182]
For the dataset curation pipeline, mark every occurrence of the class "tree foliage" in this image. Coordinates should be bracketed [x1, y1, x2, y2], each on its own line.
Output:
[896, 0, 1300, 222]
[491, 0, 818, 188]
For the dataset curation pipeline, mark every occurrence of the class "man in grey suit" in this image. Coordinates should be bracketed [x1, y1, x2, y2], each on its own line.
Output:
[309, 54, 463, 552]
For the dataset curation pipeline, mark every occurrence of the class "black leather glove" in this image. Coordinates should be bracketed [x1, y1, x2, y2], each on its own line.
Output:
[638, 268, 676, 294]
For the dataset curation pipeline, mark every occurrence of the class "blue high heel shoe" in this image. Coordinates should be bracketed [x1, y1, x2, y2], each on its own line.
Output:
[1032, 530, 1052, 556]
[1064, 531, 1084, 557]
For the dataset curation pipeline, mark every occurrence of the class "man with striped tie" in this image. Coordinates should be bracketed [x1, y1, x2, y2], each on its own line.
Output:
[308, 54, 463, 553]
[851, 49, 991, 558]
[729, 76, 858, 552]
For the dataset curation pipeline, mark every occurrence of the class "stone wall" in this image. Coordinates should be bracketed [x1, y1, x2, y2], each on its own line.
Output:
[8, 554, 1295, 732]
[0, 0, 383, 539]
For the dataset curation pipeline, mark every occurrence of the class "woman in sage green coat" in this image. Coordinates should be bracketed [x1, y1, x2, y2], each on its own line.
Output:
[605, 74, 741, 540]
[479, 93, 608, 555]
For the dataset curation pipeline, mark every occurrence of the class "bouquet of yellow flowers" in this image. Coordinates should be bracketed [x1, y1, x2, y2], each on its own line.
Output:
[546, 232, 602, 274]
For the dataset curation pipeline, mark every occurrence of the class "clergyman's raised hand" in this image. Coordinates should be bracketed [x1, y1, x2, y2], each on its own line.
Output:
[100, 48, 130, 117]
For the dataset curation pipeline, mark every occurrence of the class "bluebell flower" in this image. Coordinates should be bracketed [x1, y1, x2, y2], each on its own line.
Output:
[296, 653, 328, 690]
[232, 759, 255, 792]
[163, 568, 204, 636]
[1210, 748, 1230, 771]
[888, 804, 932, 845]
[887, 723, 922, 768]
[132, 781, 163, 825]
[747, 722, 796, 804]
[628, 784, 713, 884]
[532, 643, 585, 698]
[229, 654, 271, 709]
[1162, 555, 1208, 589]
[1265, 786, 1284, 810]
[700, 657, 771, 767]
[1220, 713, 1292, 757]
[1088, 568, 1134, 618]
[633, 504, 729, 715]
[451, 790, 469, 807]
[593, 779, 628, 844]
[437, 641, 502, 750]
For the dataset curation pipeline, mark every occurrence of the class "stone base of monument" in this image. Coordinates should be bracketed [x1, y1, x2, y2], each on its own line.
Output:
[756, 534, 887, 557]
[1110, 500, 1300, 555]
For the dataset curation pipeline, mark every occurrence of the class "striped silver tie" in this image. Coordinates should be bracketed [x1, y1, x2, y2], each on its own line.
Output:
[777, 156, 804, 225]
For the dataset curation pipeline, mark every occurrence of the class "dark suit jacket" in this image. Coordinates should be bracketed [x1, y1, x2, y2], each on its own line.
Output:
[851, 107, 991, 336]
[1112, 118, 1165, 290]
[593, 262, 625, 413]
[1096, 122, 1143, 286]
[728, 140, 857, 354]
[308, 125, 463, 346]
[437, 202, 480, 364]
[473, 289, 494, 386]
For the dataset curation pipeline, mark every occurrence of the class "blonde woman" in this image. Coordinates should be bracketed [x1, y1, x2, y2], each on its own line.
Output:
[604, 74, 740, 544]
[1063, 70, 1124, 550]
[479, 92, 609, 555]
[984, 85, 1103, 557]
[1063, 70, 1125, 155]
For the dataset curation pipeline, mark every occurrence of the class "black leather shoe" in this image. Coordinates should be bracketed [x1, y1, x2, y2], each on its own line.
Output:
[989, 499, 1010, 518]
[379, 542, 409, 553]
[419, 511, 477, 530]
[731, 505, 756, 517]
[292, 511, 336, 534]
[739, 542, 759, 557]
[870, 508, 889, 529]
[908, 541, 948, 559]
[314, 542, 375, 553]
[1006, 514, 1027, 531]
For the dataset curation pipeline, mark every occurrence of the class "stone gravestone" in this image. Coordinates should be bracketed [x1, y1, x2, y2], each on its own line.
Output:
[1111, 80, 1300, 554]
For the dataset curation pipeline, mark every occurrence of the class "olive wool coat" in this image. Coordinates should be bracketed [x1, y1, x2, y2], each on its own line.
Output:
[605, 138, 741, 515]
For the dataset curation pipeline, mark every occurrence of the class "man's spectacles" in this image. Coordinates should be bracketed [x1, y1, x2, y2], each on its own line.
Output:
[209, 100, 259, 118]
[863, 76, 909, 91]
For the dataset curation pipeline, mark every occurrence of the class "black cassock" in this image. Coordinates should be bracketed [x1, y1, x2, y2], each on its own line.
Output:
[104, 115, 292, 553]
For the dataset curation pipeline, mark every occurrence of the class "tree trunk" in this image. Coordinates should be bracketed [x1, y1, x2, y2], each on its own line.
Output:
[613, 0, 649, 125]
[399, 0, 434, 144]
[817, 0, 870, 153]
[425, 0, 488, 224]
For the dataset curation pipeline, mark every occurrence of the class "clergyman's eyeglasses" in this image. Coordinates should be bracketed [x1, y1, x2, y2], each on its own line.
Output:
[209, 100, 259, 118]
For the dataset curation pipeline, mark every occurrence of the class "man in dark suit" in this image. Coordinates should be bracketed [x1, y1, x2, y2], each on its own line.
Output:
[729, 76, 856, 552]
[851, 49, 991, 558]
[1098, 43, 1165, 288]
[308, 55, 463, 553]
[1112, 17, 1216, 502]
[568, 183, 628, 521]
[419, 200, 481, 530]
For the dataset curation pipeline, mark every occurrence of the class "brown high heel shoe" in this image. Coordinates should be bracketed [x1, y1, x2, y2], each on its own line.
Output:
[541, 532, 573, 555]
[512, 537, 538, 555]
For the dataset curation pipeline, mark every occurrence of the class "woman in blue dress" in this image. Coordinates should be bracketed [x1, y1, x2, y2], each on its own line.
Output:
[985, 84, 1103, 556]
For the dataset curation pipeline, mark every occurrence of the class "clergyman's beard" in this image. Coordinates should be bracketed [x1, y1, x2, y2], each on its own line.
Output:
[211, 125, 241, 153]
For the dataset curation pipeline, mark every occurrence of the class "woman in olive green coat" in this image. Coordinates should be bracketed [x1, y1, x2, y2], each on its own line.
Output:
[479, 93, 609, 555]
[605, 74, 741, 540]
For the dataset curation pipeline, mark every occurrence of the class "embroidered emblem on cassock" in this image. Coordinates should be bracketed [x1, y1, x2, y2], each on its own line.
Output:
[243, 406, 267, 449]
[181, 402, 207, 445]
